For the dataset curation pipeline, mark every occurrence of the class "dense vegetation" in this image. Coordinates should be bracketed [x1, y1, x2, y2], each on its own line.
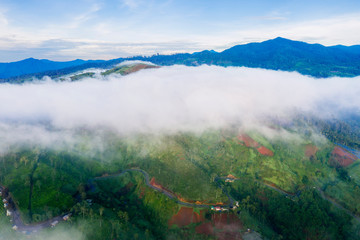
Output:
[1, 116, 360, 239]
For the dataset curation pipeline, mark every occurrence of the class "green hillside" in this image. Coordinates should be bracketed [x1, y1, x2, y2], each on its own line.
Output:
[1, 119, 360, 239]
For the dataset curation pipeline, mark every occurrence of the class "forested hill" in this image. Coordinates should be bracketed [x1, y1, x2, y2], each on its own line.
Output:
[2, 37, 360, 82]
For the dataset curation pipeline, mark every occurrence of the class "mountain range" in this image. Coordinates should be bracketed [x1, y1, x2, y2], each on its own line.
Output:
[0, 58, 104, 79]
[1, 37, 360, 82]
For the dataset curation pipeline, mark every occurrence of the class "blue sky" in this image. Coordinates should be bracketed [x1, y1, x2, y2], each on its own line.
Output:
[0, 0, 359, 61]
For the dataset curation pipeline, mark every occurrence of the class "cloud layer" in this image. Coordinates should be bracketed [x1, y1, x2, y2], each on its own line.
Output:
[0, 65, 360, 150]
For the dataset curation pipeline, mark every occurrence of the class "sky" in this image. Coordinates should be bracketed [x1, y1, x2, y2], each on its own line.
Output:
[0, 0, 360, 61]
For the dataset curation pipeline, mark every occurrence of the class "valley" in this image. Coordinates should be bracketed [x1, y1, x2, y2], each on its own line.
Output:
[0, 55, 360, 240]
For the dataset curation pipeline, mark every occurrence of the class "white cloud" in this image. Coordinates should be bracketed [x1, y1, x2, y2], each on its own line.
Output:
[69, 3, 102, 29]
[0, 10, 8, 27]
[0, 65, 359, 140]
[256, 10, 290, 21]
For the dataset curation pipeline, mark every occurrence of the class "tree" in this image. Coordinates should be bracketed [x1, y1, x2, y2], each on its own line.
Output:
[99, 206, 105, 227]
[301, 176, 309, 185]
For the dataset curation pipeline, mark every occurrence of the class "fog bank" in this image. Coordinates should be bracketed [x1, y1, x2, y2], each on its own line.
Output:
[0, 65, 359, 148]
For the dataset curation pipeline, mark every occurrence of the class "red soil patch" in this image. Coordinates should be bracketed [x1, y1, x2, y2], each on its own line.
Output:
[168, 207, 204, 227]
[305, 144, 318, 158]
[196, 222, 214, 235]
[123, 64, 159, 75]
[192, 210, 206, 223]
[238, 134, 274, 157]
[196, 213, 244, 240]
[330, 146, 357, 167]
[150, 177, 176, 194]
[150, 177, 163, 189]
[257, 146, 274, 156]
[237, 134, 259, 148]
[150, 177, 184, 200]
[213, 213, 231, 228]
[168, 207, 194, 227]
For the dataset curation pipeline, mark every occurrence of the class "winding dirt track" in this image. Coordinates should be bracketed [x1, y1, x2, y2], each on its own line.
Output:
[94, 169, 235, 208]
[317, 188, 360, 223]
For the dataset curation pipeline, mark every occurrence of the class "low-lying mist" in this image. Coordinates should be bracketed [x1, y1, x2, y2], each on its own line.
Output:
[0, 65, 360, 151]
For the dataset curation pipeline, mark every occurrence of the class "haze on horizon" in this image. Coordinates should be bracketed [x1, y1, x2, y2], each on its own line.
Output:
[0, 0, 360, 62]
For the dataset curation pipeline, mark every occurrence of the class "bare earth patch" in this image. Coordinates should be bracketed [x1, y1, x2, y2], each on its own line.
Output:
[168, 207, 204, 227]
[305, 144, 318, 158]
[237, 134, 259, 148]
[123, 64, 159, 75]
[256, 146, 274, 156]
[238, 134, 273, 156]
[196, 213, 244, 240]
[330, 146, 357, 167]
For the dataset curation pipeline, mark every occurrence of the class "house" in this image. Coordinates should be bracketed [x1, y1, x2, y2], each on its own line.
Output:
[211, 206, 221, 211]
[12, 225, 18, 230]
[63, 214, 71, 221]
[4, 203, 8, 208]
[225, 179, 234, 183]
[211, 206, 225, 211]
[215, 206, 222, 211]
[3, 199, 7, 203]
[51, 220, 59, 227]
[6, 210, 12, 216]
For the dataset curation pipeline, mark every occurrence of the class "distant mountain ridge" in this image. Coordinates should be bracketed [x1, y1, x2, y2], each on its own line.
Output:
[141, 37, 360, 77]
[2, 37, 360, 82]
[0, 58, 104, 79]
